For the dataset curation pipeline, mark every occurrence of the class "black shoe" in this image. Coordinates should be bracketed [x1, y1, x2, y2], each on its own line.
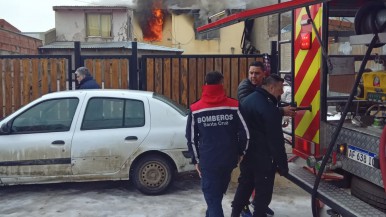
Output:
[266, 207, 274, 216]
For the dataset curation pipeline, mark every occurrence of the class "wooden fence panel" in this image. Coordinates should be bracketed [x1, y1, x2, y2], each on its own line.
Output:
[104, 60, 112, 89]
[146, 59, 154, 91]
[83, 58, 129, 89]
[197, 58, 205, 98]
[230, 58, 240, 99]
[85, 60, 93, 75]
[188, 58, 197, 106]
[180, 58, 188, 107]
[215, 58, 222, 72]
[0, 60, 3, 118]
[121, 59, 128, 89]
[154, 58, 163, 94]
[22, 59, 31, 106]
[41, 59, 49, 95]
[59, 59, 67, 91]
[5, 59, 12, 115]
[1, 55, 265, 118]
[239, 58, 248, 85]
[163, 58, 171, 99]
[171, 58, 180, 103]
[94, 59, 102, 86]
[13, 59, 21, 110]
[222, 58, 232, 98]
[205, 58, 214, 74]
[144, 55, 265, 108]
[111, 59, 119, 89]
[50, 59, 57, 93]
[0, 57, 70, 117]
[31, 59, 39, 100]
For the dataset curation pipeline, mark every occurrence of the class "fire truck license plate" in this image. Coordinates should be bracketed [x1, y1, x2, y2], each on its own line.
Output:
[347, 145, 375, 168]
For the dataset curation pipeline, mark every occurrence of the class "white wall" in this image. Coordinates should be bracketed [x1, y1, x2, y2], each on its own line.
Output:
[55, 9, 133, 42]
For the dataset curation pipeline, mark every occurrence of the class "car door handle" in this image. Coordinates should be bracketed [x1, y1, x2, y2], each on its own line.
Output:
[51, 140, 65, 145]
[125, 136, 138, 141]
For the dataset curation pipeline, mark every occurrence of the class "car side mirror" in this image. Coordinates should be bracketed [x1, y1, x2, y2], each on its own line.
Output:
[0, 122, 11, 135]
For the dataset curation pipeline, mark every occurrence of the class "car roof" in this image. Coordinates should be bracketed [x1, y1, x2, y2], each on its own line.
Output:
[40, 89, 155, 99]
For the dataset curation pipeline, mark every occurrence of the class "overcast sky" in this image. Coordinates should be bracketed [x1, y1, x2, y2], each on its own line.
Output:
[0, 0, 276, 32]
[0, 0, 136, 32]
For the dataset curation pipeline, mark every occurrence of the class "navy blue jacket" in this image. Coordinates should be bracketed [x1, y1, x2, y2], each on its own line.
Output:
[237, 78, 255, 104]
[240, 87, 288, 176]
[78, 76, 100, 89]
[185, 84, 249, 170]
[238, 78, 285, 116]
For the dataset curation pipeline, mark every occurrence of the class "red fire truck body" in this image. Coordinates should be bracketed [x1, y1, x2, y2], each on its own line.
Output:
[198, 0, 386, 216]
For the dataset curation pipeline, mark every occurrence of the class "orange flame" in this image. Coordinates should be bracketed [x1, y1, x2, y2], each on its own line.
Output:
[143, 0, 164, 41]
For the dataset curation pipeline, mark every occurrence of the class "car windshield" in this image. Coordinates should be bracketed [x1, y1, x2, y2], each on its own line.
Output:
[152, 93, 188, 116]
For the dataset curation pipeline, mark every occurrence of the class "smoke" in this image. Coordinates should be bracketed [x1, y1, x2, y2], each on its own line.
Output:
[165, 0, 278, 19]
[91, 0, 136, 7]
[92, 0, 278, 17]
[90, 0, 278, 37]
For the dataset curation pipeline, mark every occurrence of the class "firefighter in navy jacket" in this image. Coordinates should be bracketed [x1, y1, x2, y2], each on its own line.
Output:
[186, 71, 249, 217]
[231, 74, 289, 217]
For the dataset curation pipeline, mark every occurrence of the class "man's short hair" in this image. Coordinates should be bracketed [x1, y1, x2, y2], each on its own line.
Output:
[75, 67, 91, 77]
[249, 61, 265, 71]
[205, 71, 224, 85]
[262, 74, 284, 86]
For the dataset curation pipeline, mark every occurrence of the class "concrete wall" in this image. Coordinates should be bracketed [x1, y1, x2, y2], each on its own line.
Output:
[170, 13, 244, 54]
[55, 9, 133, 42]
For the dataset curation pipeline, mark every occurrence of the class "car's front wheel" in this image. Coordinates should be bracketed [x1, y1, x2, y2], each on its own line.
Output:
[132, 154, 174, 195]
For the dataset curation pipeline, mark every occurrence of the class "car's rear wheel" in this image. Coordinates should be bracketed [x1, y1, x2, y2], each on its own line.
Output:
[351, 175, 386, 212]
[132, 154, 174, 195]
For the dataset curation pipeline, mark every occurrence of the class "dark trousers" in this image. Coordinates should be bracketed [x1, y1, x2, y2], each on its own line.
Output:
[231, 159, 276, 217]
[201, 167, 233, 217]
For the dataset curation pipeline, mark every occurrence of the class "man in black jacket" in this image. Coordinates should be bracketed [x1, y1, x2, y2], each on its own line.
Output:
[237, 61, 266, 104]
[75, 67, 100, 89]
[238, 61, 295, 117]
[231, 74, 289, 217]
[186, 71, 249, 217]
[237, 61, 294, 216]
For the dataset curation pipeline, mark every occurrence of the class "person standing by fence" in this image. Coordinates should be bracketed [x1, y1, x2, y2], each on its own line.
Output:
[75, 67, 100, 89]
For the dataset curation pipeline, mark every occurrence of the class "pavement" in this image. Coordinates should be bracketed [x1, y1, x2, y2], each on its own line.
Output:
[0, 170, 326, 217]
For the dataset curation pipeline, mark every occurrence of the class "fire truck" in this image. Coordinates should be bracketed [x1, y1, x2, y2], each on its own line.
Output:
[198, 0, 386, 216]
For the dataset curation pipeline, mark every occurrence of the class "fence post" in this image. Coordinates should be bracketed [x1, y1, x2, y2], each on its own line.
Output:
[270, 41, 278, 74]
[129, 41, 138, 90]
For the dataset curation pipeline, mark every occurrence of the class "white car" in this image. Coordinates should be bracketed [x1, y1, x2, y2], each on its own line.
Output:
[0, 90, 194, 195]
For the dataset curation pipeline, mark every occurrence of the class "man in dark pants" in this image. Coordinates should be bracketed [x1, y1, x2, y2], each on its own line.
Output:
[231, 74, 289, 217]
[75, 66, 100, 89]
[237, 61, 294, 216]
[186, 71, 249, 217]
